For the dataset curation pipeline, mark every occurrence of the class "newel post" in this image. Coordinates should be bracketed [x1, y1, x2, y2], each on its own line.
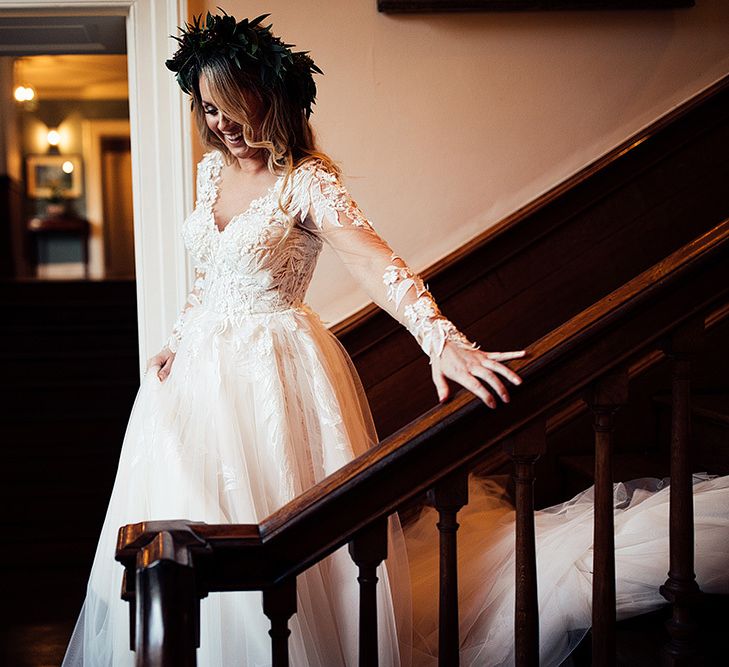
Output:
[116, 524, 211, 667]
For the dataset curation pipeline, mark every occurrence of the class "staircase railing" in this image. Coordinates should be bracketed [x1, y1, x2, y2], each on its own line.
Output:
[116, 219, 729, 666]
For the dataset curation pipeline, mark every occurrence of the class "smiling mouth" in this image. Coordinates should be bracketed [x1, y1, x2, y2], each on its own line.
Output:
[223, 131, 244, 145]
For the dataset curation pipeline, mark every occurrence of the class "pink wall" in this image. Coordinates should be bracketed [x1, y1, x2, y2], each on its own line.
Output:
[189, 0, 729, 325]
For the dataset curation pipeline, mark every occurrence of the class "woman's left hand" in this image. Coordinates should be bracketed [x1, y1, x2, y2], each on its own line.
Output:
[431, 341, 526, 408]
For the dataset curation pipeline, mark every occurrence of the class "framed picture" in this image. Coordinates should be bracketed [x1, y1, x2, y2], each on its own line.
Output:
[26, 154, 83, 199]
[378, 1, 694, 12]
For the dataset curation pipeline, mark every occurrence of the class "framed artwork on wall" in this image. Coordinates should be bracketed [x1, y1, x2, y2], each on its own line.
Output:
[378, 1, 694, 12]
[26, 154, 84, 199]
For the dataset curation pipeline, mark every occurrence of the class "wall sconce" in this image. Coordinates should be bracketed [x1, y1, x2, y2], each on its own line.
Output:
[14, 84, 38, 111]
[14, 84, 35, 102]
[47, 129, 61, 147]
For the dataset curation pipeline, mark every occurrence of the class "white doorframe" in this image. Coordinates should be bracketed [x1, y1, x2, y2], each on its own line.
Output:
[0, 0, 194, 377]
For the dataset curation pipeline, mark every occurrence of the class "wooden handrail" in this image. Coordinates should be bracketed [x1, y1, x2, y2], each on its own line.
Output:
[118, 218, 729, 593]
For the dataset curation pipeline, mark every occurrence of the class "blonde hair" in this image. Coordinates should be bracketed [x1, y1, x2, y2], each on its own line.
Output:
[191, 57, 338, 227]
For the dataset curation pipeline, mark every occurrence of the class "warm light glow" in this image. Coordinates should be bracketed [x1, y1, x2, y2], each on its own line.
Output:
[47, 129, 61, 146]
[62, 160, 74, 174]
[14, 85, 35, 102]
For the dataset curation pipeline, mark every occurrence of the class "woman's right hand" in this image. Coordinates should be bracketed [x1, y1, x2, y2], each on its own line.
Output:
[146, 346, 176, 382]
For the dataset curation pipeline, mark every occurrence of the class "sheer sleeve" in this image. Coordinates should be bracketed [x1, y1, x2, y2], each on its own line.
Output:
[290, 162, 476, 360]
[165, 266, 205, 353]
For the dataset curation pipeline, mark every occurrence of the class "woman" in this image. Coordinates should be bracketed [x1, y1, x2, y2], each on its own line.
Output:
[61, 10, 524, 667]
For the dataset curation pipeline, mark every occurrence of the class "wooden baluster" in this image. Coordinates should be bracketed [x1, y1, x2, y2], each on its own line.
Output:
[504, 418, 547, 667]
[263, 578, 297, 667]
[585, 370, 629, 667]
[659, 320, 704, 665]
[135, 531, 200, 666]
[349, 517, 389, 667]
[427, 470, 469, 667]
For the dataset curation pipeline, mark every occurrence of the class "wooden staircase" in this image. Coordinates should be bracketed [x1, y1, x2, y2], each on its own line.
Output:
[116, 220, 729, 665]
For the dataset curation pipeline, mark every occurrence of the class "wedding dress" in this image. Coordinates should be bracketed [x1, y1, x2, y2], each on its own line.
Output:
[62, 149, 729, 667]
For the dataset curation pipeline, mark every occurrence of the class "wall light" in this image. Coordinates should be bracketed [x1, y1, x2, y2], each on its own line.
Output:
[62, 160, 74, 174]
[47, 129, 61, 147]
[14, 84, 35, 102]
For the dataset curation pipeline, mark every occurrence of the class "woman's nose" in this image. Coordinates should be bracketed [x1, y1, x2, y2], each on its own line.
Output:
[217, 114, 235, 131]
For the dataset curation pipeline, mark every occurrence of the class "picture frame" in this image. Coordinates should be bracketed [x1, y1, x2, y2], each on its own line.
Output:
[26, 154, 84, 199]
[378, 1, 694, 12]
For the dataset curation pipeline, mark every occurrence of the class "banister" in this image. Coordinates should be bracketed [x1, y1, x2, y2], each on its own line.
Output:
[117, 218, 729, 591]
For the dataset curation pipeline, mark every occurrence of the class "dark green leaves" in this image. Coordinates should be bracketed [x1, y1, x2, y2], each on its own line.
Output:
[166, 9, 322, 116]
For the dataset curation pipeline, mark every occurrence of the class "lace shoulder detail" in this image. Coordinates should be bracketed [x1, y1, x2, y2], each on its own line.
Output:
[196, 150, 223, 209]
[288, 159, 373, 231]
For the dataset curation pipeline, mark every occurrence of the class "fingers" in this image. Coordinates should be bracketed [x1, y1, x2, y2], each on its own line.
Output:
[483, 350, 526, 362]
[461, 374, 497, 409]
[146, 350, 175, 382]
[480, 357, 523, 387]
[157, 358, 172, 383]
[432, 369, 450, 403]
[471, 365, 510, 404]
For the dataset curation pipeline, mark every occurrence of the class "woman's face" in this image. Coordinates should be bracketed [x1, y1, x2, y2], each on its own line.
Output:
[198, 72, 262, 161]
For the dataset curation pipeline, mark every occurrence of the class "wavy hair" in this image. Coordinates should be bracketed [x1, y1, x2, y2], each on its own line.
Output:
[190, 56, 338, 226]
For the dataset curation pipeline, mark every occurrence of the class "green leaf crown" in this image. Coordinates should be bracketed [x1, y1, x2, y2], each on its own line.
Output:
[165, 9, 323, 118]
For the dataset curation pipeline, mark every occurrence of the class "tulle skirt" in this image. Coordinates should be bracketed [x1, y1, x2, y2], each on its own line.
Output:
[406, 474, 729, 666]
[61, 303, 729, 666]
[61, 304, 411, 666]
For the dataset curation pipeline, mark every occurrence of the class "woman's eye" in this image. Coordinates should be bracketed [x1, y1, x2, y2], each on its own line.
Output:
[203, 107, 217, 115]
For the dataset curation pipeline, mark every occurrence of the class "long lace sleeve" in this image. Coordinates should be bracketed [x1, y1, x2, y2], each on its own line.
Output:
[165, 266, 206, 353]
[290, 162, 476, 360]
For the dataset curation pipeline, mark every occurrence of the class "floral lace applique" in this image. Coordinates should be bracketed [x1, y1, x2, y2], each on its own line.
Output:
[292, 161, 374, 230]
[382, 254, 477, 360]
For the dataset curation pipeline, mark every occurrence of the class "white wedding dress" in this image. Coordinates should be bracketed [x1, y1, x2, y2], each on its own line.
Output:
[62, 150, 729, 666]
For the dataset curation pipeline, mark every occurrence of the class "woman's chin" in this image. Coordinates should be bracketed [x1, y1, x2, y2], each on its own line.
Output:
[225, 142, 255, 159]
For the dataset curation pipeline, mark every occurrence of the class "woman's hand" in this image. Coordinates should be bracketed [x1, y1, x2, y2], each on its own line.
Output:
[431, 341, 525, 408]
[146, 346, 176, 383]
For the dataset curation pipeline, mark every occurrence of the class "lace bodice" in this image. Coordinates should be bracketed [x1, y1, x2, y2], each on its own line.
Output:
[167, 149, 475, 359]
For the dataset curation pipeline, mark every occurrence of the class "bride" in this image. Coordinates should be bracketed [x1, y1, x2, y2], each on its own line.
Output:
[61, 10, 522, 666]
[61, 10, 729, 667]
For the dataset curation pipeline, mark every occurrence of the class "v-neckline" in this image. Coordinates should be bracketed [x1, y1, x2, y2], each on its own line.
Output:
[209, 152, 284, 235]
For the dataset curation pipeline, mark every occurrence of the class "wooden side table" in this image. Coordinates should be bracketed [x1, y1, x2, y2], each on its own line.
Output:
[27, 206, 91, 279]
